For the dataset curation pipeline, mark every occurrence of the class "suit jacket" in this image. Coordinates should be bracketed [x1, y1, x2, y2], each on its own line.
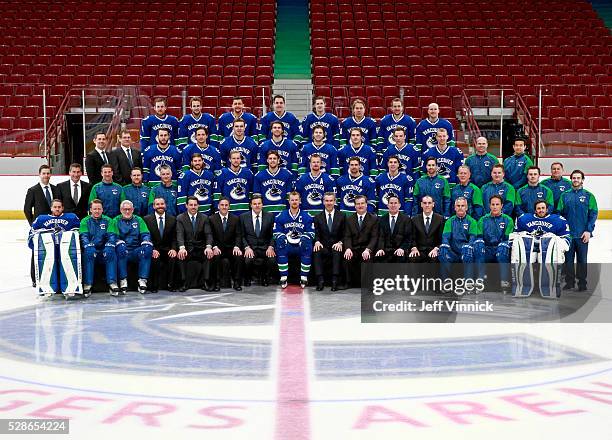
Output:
[344, 212, 379, 251]
[85, 149, 111, 185]
[240, 211, 274, 251]
[110, 146, 143, 185]
[176, 212, 213, 254]
[144, 213, 178, 253]
[57, 179, 92, 219]
[23, 183, 59, 225]
[209, 212, 242, 249]
[410, 212, 444, 251]
[314, 210, 345, 249]
[378, 212, 413, 253]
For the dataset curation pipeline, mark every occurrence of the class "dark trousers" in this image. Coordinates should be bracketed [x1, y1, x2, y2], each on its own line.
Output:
[150, 254, 177, 290]
[565, 237, 588, 288]
[211, 248, 242, 285]
[30, 252, 35, 284]
[178, 251, 209, 289]
[313, 247, 342, 282]
[244, 248, 276, 282]
[375, 253, 407, 263]
[343, 248, 373, 287]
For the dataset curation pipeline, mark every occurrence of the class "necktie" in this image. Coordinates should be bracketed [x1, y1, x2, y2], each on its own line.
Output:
[126, 149, 133, 168]
[72, 183, 79, 205]
[159, 216, 164, 238]
[44, 186, 52, 206]
[101, 151, 108, 164]
[327, 213, 333, 232]
[191, 215, 196, 231]
[255, 215, 261, 237]
[222, 216, 227, 232]
[425, 216, 431, 233]
[390, 215, 396, 233]
[358, 215, 363, 230]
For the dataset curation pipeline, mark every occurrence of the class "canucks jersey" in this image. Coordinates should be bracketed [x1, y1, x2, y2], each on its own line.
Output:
[257, 138, 299, 175]
[515, 213, 570, 244]
[28, 213, 81, 248]
[148, 183, 179, 216]
[177, 169, 216, 214]
[89, 181, 123, 218]
[273, 209, 315, 244]
[412, 175, 451, 217]
[415, 117, 455, 152]
[253, 168, 295, 213]
[481, 181, 516, 217]
[108, 214, 152, 250]
[477, 213, 514, 247]
[340, 116, 379, 149]
[450, 183, 484, 219]
[541, 177, 572, 210]
[219, 135, 259, 171]
[378, 113, 417, 147]
[259, 111, 300, 143]
[503, 153, 534, 190]
[180, 144, 222, 174]
[120, 184, 150, 217]
[381, 143, 422, 180]
[464, 152, 499, 187]
[142, 144, 182, 185]
[79, 214, 112, 250]
[298, 142, 339, 178]
[375, 172, 415, 215]
[177, 112, 218, 150]
[296, 112, 341, 148]
[557, 188, 598, 238]
[294, 171, 336, 216]
[336, 173, 377, 214]
[139, 114, 180, 150]
[515, 184, 554, 217]
[421, 145, 465, 184]
[217, 111, 259, 141]
[337, 144, 378, 177]
[214, 167, 254, 215]
[442, 214, 477, 254]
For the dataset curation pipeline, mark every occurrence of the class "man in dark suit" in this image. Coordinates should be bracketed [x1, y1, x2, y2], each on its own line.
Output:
[57, 163, 92, 219]
[209, 197, 243, 291]
[313, 192, 345, 291]
[24, 164, 60, 286]
[409, 195, 444, 262]
[240, 194, 276, 287]
[375, 195, 413, 263]
[144, 196, 178, 292]
[343, 195, 379, 288]
[110, 129, 143, 185]
[85, 132, 111, 185]
[176, 196, 214, 291]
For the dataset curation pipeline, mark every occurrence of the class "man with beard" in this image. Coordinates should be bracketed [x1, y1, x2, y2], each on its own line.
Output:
[177, 153, 215, 214]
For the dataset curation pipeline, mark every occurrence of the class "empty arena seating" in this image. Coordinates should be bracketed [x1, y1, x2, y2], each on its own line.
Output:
[310, 0, 612, 135]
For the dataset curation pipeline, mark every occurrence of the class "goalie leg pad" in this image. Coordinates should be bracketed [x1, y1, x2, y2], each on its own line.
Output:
[58, 231, 82, 295]
[34, 231, 59, 295]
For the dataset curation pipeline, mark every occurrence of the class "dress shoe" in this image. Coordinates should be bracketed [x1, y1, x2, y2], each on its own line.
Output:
[233, 281, 242, 291]
[179, 285, 188, 292]
[331, 281, 339, 292]
[577, 285, 587, 292]
[563, 282, 575, 291]
[168, 285, 177, 292]
[213, 283, 221, 292]
[316, 280, 324, 291]
[262, 277, 269, 287]
[150, 288, 158, 293]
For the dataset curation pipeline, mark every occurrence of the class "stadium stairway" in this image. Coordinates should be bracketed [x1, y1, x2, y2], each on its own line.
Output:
[590, 0, 612, 29]
[273, 0, 312, 118]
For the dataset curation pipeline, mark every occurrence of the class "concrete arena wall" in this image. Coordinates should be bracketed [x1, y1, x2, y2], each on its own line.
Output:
[3, 174, 611, 219]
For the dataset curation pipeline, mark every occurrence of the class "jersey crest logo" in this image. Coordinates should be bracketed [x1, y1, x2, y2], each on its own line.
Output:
[499, 222, 505, 229]
[559, 185, 566, 191]
[307, 189, 323, 206]
[230, 183, 247, 200]
[537, 191, 544, 198]
[265, 185, 283, 202]
[287, 228, 301, 245]
[437, 163, 450, 178]
[579, 196, 586, 203]
[463, 223, 469, 229]
[195, 187, 210, 201]
[484, 160, 491, 166]
[434, 182, 441, 189]
[382, 190, 398, 206]
[343, 190, 356, 207]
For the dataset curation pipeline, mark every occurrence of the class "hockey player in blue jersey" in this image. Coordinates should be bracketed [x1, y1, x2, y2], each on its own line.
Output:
[258, 95, 300, 143]
[219, 118, 259, 171]
[177, 153, 215, 214]
[273, 191, 315, 289]
[28, 200, 81, 247]
[376, 155, 414, 215]
[542, 162, 572, 211]
[415, 102, 455, 153]
[253, 150, 295, 214]
[481, 163, 517, 217]
[295, 96, 341, 148]
[177, 97, 218, 150]
[340, 98, 379, 150]
[558, 169, 598, 291]
[180, 127, 222, 174]
[464, 136, 498, 187]
[217, 96, 258, 142]
[214, 150, 254, 215]
[120, 167, 150, 217]
[139, 97, 180, 150]
[439, 198, 478, 275]
[79, 199, 116, 296]
[515, 200, 570, 244]
[88, 164, 123, 218]
[450, 166, 484, 219]
[107, 200, 153, 295]
[295, 153, 336, 216]
[515, 166, 554, 217]
[503, 137, 534, 190]
[421, 128, 464, 184]
[142, 128, 182, 186]
[336, 157, 377, 214]
[381, 127, 421, 180]
[299, 124, 340, 178]
[378, 97, 417, 147]
[337, 128, 378, 177]
[412, 157, 451, 217]
[148, 165, 179, 216]
[257, 120, 299, 176]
